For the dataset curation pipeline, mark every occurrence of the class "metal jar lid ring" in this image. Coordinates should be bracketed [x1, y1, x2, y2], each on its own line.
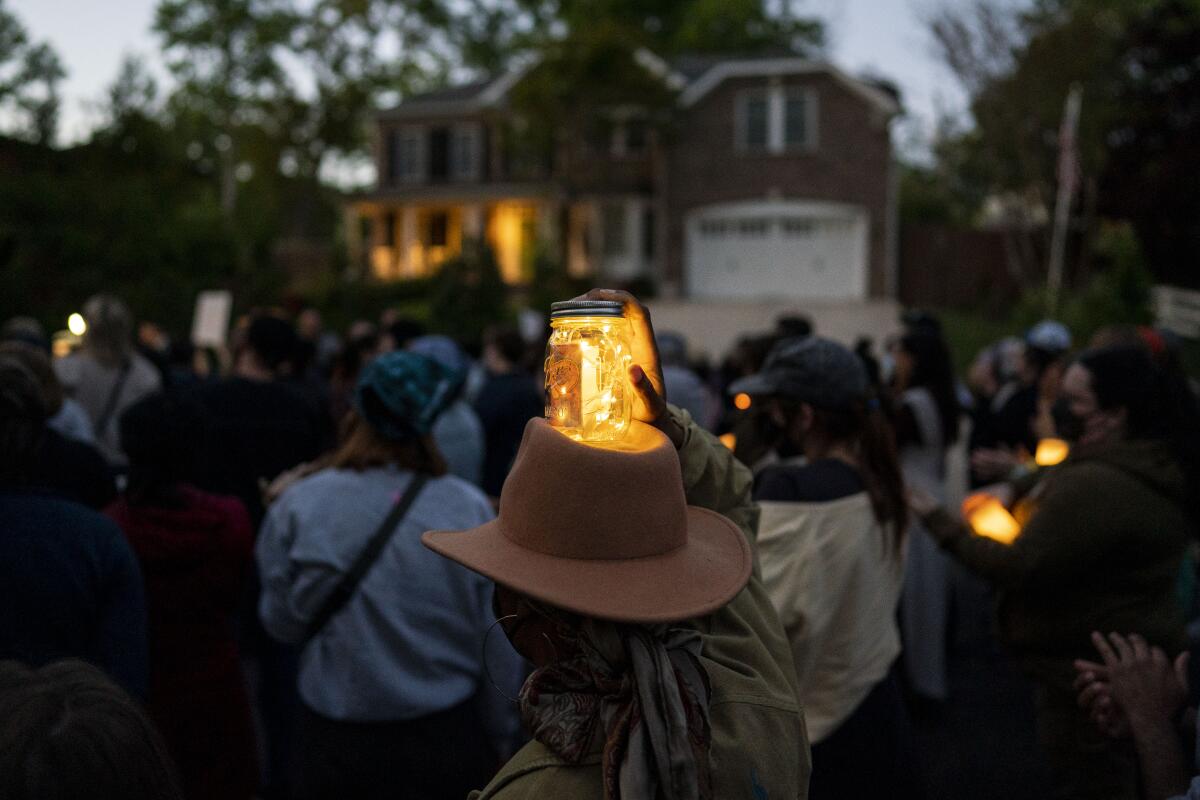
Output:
[550, 300, 625, 319]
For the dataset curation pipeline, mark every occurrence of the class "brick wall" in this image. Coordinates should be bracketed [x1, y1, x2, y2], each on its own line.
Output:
[664, 72, 894, 296]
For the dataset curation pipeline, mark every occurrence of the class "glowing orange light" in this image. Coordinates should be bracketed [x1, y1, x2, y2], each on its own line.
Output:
[734, 393, 752, 411]
[719, 433, 737, 450]
[962, 493, 1021, 545]
[1035, 438, 1070, 467]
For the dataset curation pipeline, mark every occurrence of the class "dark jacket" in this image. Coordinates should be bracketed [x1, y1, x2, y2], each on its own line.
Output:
[926, 438, 1189, 666]
[474, 371, 544, 497]
[196, 377, 326, 525]
[30, 427, 117, 509]
[0, 489, 147, 696]
[106, 486, 258, 800]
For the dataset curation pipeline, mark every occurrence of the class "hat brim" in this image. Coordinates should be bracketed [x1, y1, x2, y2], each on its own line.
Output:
[727, 373, 777, 398]
[422, 506, 752, 624]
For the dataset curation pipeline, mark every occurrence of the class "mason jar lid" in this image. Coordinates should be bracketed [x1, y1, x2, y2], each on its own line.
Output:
[550, 300, 624, 319]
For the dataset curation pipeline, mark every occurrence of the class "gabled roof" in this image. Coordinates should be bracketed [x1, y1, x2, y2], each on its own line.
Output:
[677, 56, 902, 116]
[377, 66, 531, 120]
[378, 50, 901, 120]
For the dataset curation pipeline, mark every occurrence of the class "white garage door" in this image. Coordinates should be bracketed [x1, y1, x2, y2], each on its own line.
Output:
[685, 200, 869, 300]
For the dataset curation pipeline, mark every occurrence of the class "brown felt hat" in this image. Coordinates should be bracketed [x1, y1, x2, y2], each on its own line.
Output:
[422, 418, 752, 623]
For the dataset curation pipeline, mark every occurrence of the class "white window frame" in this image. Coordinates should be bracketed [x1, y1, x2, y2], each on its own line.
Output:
[397, 126, 426, 184]
[736, 84, 819, 155]
[735, 89, 771, 152]
[782, 87, 819, 152]
[450, 122, 482, 182]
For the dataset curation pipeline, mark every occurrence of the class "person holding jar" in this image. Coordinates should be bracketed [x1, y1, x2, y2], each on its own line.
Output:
[909, 344, 1199, 800]
[424, 289, 811, 800]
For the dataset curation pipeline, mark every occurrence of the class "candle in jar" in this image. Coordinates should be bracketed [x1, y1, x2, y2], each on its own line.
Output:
[962, 493, 1021, 545]
[1035, 438, 1070, 467]
[545, 300, 633, 443]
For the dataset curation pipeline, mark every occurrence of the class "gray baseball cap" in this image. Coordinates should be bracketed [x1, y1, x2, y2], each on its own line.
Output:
[728, 336, 869, 410]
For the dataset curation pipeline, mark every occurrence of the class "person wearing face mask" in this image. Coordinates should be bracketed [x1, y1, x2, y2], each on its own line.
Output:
[910, 344, 1200, 800]
[734, 337, 919, 799]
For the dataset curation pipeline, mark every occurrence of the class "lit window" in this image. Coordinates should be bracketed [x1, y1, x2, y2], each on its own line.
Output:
[382, 211, 397, 246]
[429, 212, 449, 247]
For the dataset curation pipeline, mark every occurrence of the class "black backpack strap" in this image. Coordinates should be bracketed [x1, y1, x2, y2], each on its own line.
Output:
[303, 473, 430, 644]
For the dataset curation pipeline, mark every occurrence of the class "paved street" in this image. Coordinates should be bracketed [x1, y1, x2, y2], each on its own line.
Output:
[912, 566, 1051, 799]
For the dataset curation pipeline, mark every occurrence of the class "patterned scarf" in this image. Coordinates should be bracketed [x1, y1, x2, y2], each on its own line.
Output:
[517, 605, 713, 800]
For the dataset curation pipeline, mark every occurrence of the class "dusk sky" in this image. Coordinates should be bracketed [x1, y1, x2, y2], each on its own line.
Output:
[13, 0, 979, 158]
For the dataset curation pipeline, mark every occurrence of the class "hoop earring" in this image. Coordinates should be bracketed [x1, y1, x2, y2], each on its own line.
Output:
[482, 614, 520, 703]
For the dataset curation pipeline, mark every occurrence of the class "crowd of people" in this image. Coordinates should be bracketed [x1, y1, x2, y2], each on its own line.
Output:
[1, 289, 1199, 800]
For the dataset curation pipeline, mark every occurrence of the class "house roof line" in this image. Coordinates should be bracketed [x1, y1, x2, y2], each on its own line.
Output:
[633, 48, 688, 91]
[378, 57, 537, 120]
[379, 53, 901, 120]
[678, 58, 902, 116]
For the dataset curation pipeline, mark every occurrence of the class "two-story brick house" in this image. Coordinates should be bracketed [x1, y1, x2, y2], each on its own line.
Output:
[347, 52, 900, 300]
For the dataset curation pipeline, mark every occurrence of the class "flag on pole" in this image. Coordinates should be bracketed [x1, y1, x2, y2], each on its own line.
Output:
[1047, 83, 1083, 312]
[1056, 87, 1081, 200]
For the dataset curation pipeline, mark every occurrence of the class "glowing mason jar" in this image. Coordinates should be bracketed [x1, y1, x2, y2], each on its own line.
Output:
[544, 300, 634, 442]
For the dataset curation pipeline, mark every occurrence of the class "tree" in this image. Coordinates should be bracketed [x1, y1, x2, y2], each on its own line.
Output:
[107, 54, 160, 126]
[0, 0, 65, 145]
[154, 0, 297, 218]
[1098, 0, 1200, 289]
[922, 0, 1200, 289]
[281, 0, 451, 182]
[417, 0, 825, 77]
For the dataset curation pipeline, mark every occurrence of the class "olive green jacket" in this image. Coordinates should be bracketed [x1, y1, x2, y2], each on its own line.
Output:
[925, 438, 1189, 675]
[470, 407, 811, 800]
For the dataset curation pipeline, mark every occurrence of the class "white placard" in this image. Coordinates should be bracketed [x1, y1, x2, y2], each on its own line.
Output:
[191, 291, 233, 347]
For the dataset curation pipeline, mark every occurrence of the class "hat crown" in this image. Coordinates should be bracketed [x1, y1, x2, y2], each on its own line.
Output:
[754, 336, 868, 409]
[498, 419, 688, 560]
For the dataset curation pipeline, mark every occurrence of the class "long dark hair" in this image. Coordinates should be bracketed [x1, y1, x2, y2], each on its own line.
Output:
[899, 330, 961, 446]
[1079, 344, 1200, 528]
[788, 398, 909, 543]
[326, 410, 448, 476]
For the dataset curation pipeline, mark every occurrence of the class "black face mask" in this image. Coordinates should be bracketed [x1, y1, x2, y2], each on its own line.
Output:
[1052, 397, 1086, 443]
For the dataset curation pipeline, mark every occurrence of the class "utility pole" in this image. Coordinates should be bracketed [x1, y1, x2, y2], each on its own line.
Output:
[1047, 83, 1082, 315]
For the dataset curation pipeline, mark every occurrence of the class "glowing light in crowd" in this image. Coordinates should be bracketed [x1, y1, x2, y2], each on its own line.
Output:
[67, 313, 87, 336]
[1035, 438, 1070, 467]
[962, 494, 1021, 545]
[734, 393, 752, 411]
[719, 433, 737, 451]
